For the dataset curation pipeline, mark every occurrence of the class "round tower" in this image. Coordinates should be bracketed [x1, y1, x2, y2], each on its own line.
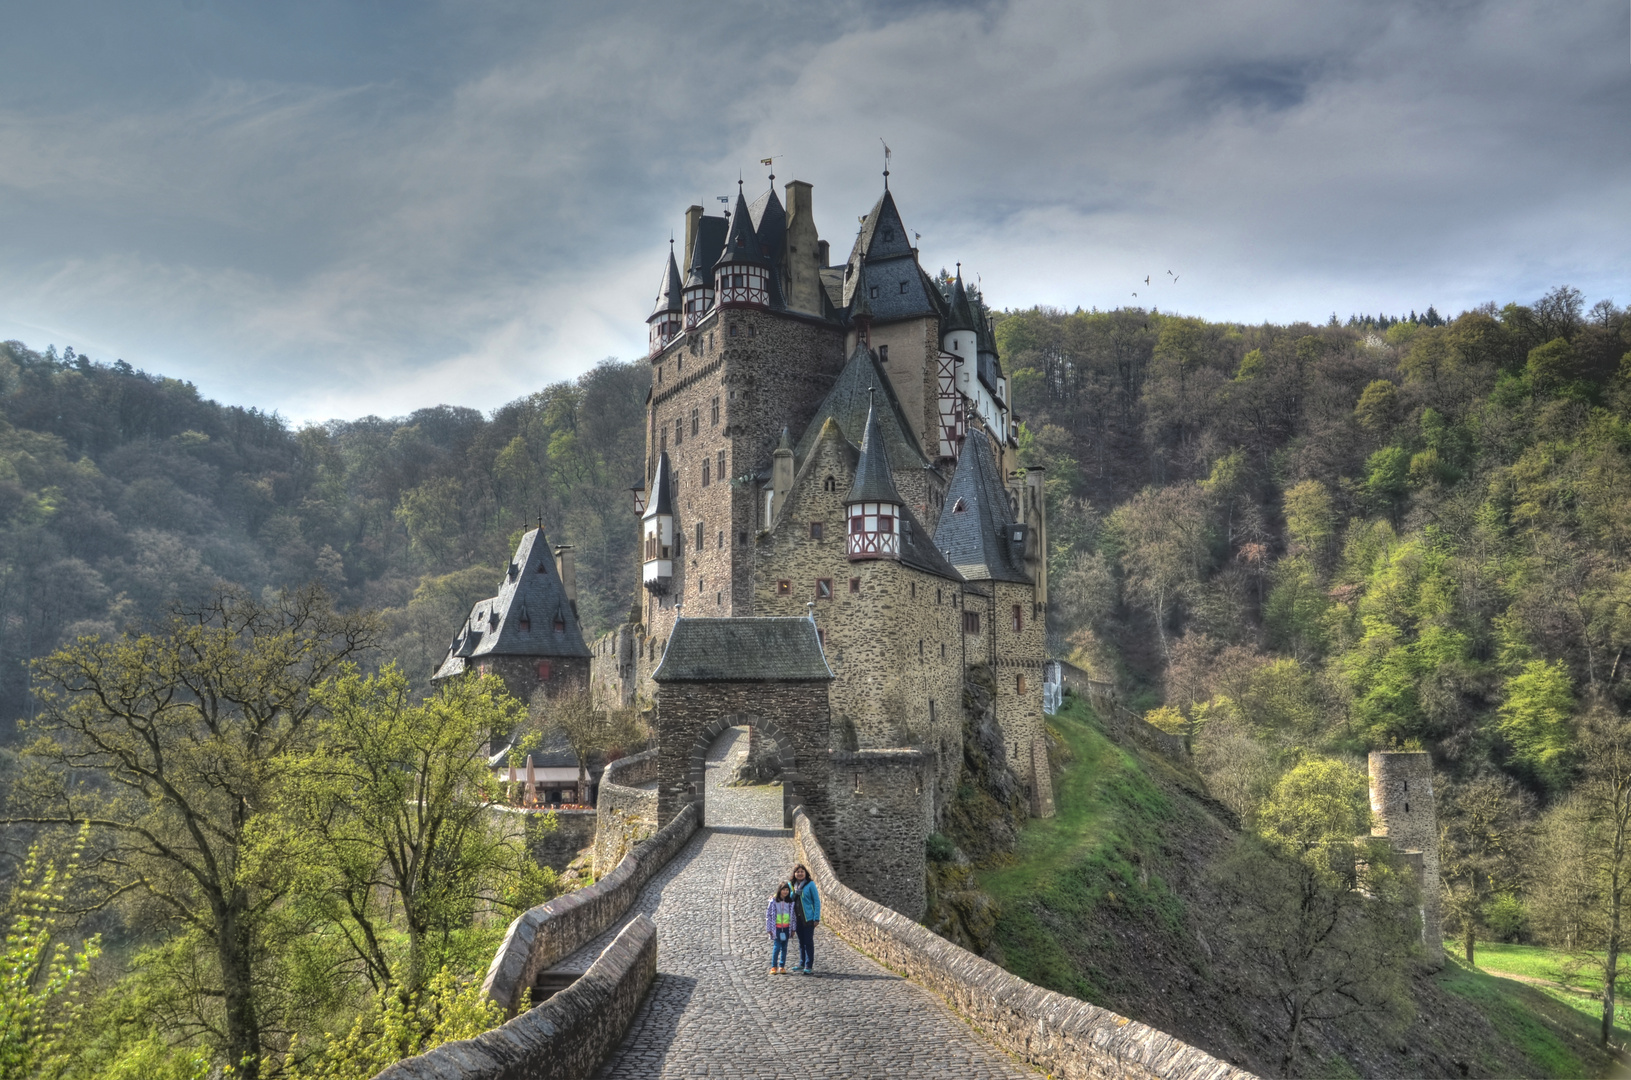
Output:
[1369, 751, 1442, 963]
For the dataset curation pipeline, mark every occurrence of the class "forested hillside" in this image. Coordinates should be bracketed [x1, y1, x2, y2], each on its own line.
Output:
[0, 343, 649, 739]
[998, 286, 1631, 975]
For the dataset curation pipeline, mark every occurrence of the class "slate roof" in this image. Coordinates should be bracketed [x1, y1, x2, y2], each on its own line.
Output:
[794, 342, 928, 473]
[653, 617, 834, 682]
[685, 215, 728, 289]
[650, 247, 683, 319]
[644, 451, 675, 517]
[715, 188, 769, 269]
[431, 526, 592, 679]
[840, 188, 945, 324]
[846, 395, 904, 505]
[946, 271, 977, 332]
[933, 430, 1031, 584]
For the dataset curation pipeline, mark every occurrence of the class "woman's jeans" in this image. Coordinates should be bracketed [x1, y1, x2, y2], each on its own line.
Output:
[771, 934, 789, 969]
[795, 920, 816, 970]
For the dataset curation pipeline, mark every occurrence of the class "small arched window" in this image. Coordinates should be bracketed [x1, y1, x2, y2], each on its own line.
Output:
[823, 475, 836, 492]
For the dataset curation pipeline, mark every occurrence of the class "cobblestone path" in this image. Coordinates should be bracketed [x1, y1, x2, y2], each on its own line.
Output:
[558, 728, 1032, 1079]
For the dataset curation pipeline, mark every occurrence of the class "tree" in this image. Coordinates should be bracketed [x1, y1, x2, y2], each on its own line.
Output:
[1438, 775, 1532, 965]
[1108, 484, 1210, 659]
[13, 586, 380, 1079]
[285, 666, 557, 996]
[1212, 759, 1417, 1075]
[1496, 659, 1574, 788]
[1529, 702, 1631, 1046]
[531, 690, 647, 805]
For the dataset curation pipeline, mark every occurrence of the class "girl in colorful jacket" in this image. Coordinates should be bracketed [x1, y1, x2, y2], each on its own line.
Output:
[766, 884, 795, 974]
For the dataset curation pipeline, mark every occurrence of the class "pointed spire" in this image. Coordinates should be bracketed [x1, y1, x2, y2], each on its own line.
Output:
[947, 266, 977, 332]
[846, 388, 904, 505]
[650, 244, 684, 318]
[643, 451, 675, 518]
[777, 426, 792, 452]
[850, 254, 873, 322]
[715, 186, 766, 269]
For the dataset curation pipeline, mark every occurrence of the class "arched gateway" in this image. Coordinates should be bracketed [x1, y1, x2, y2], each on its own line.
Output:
[652, 616, 833, 830]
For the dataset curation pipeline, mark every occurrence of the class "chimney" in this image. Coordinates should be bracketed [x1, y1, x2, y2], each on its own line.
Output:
[817, 239, 830, 268]
[554, 545, 578, 616]
[784, 180, 821, 314]
[769, 428, 794, 528]
[683, 205, 703, 275]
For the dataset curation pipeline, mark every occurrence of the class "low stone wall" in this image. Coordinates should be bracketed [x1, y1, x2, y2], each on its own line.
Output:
[827, 749, 932, 920]
[488, 807, 599, 873]
[482, 802, 699, 1015]
[376, 914, 657, 1080]
[594, 750, 660, 877]
[1053, 661, 1189, 762]
[792, 809, 1255, 1080]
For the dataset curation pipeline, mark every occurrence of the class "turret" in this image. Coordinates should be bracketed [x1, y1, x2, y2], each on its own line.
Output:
[714, 184, 771, 308]
[648, 244, 683, 356]
[683, 212, 727, 330]
[642, 452, 676, 594]
[768, 428, 794, 529]
[845, 393, 904, 560]
[942, 267, 978, 365]
[1369, 751, 1443, 965]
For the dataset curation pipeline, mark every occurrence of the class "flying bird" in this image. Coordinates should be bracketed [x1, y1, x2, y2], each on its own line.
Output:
[1132, 292, 1138, 297]
[1167, 270, 1174, 276]
[1144, 275, 1150, 285]
[1173, 276, 1180, 284]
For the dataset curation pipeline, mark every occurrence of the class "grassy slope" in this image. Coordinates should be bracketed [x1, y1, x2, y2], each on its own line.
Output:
[974, 694, 1620, 1078]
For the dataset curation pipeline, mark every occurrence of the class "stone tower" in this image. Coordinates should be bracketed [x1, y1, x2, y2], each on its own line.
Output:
[1368, 751, 1442, 964]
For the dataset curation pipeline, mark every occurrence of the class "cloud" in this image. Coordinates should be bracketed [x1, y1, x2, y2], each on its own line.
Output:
[0, 0, 1626, 420]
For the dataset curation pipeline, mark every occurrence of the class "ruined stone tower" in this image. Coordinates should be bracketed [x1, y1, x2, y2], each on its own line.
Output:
[1368, 750, 1442, 964]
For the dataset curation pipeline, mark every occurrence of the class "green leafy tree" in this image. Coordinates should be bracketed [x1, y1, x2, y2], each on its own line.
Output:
[1439, 775, 1532, 965]
[532, 690, 648, 805]
[1496, 659, 1574, 787]
[12, 586, 380, 1079]
[0, 825, 101, 1080]
[286, 666, 559, 996]
[1213, 759, 1417, 1076]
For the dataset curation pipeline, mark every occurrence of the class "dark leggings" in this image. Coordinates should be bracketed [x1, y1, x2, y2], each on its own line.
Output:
[795, 920, 816, 970]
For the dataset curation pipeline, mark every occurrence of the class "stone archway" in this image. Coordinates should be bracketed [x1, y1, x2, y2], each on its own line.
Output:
[688, 713, 797, 827]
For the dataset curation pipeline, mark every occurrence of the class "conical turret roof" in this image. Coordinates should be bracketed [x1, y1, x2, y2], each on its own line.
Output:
[643, 451, 675, 518]
[845, 393, 903, 505]
[685, 215, 728, 288]
[715, 187, 768, 269]
[933, 430, 1030, 584]
[849, 255, 874, 321]
[946, 269, 977, 333]
[650, 247, 683, 319]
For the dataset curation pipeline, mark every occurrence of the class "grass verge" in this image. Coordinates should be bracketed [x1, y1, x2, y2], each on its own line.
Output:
[1437, 955, 1617, 1078]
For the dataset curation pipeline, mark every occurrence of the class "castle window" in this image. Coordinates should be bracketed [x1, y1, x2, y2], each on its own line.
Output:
[711, 397, 720, 424]
[869, 285, 880, 299]
[910, 581, 916, 599]
[718, 530, 724, 549]
[878, 345, 889, 363]
[1016, 673, 1026, 694]
[818, 628, 827, 648]
[729, 323, 738, 337]
[1405, 802, 1411, 813]
[717, 591, 723, 607]
[702, 461, 710, 487]
[696, 522, 705, 549]
[929, 700, 936, 722]
[937, 588, 942, 604]
[660, 429, 667, 453]
[748, 324, 756, 338]
[899, 281, 908, 294]
[658, 365, 663, 383]
[536, 661, 552, 680]
[952, 498, 967, 512]
[816, 578, 833, 600]
[678, 355, 683, 372]
[918, 639, 924, 658]
[519, 615, 530, 631]
[554, 617, 566, 634]
[810, 521, 824, 540]
[963, 611, 980, 634]
[691, 408, 699, 436]
[824, 475, 836, 492]
[675, 417, 683, 446]
[717, 450, 726, 481]
[940, 643, 945, 658]
[850, 577, 860, 594]
[777, 580, 791, 596]
[1013, 605, 1023, 633]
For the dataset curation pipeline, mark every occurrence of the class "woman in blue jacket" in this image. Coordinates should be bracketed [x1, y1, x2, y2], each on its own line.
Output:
[786, 863, 821, 974]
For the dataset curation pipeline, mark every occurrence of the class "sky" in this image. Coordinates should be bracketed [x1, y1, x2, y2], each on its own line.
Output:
[1, 0, 1627, 424]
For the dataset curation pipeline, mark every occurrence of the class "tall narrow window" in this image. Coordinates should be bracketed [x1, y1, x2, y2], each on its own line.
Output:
[717, 450, 726, 483]
[702, 460, 710, 487]
[711, 396, 720, 424]
[696, 522, 704, 549]
[717, 530, 724, 549]
[691, 407, 699, 436]
[536, 661, 552, 680]
[660, 429, 667, 453]
[815, 578, 833, 599]
[675, 417, 683, 446]
[850, 577, 860, 594]
[810, 521, 824, 540]
[878, 344, 889, 362]
[963, 611, 980, 634]
[1017, 673, 1027, 694]
[1012, 604, 1023, 633]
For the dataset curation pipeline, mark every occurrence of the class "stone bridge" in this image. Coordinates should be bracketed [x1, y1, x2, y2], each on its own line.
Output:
[382, 728, 1252, 1080]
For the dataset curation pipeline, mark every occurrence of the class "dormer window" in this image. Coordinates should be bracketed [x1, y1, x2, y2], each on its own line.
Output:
[537, 561, 548, 573]
[878, 345, 889, 363]
[899, 281, 908, 294]
[869, 285, 879, 299]
[519, 615, 531, 632]
[554, 617, 566, 634]
[952, 498, 967, 512]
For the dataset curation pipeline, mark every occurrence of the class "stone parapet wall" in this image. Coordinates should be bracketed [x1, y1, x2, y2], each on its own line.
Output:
[792, 809, 1256, 1080]
[594, 750, 661, 877]
[1054, 662, 1189, 763]
[376, 914, 657, 1080]
[828, 749, 932, 919]
[482, 803, 699, 1015]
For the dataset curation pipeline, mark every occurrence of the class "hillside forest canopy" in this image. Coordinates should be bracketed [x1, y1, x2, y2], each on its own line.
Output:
[0, 283, 1629, 1075]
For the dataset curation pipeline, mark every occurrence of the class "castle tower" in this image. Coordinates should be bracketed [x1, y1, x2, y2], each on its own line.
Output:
[641, 451, 675, 595]
[714, 184, 771, 308]
[1369, 751, 1443, 963]
[681, 212, 726, 330]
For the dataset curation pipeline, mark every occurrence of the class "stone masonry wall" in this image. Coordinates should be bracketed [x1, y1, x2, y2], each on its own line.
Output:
[854, 314, 944, 472]
[481, 803, 699, 1015]
[594, 750, 659, 877]
[642, 305, 847, 651]
[1369, 750, 1443, 962]
[828, 749, 933, 919]
[589, 625, 637, 709]
[792, 809, 1256, 1080]
[653, 680, 832, 833]
[475, 654, 589, 714]
[752, 422, 965, 809]
[378, 915, 656, 1080]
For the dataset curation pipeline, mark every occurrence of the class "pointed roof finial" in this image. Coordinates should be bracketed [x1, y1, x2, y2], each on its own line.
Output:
[881, 138, 891, 190]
